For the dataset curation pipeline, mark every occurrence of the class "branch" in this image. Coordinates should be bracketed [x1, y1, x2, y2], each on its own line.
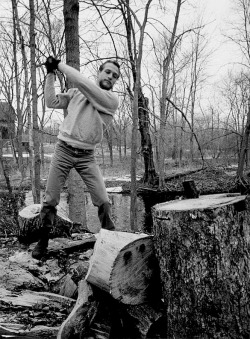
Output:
[90, 0, 119, 59]
[166, 96, 205, 164]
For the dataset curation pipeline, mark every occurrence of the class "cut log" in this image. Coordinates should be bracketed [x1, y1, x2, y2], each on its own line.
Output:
[57, 279, 97, 339]
[86, 229, 158, 305]
[57, 279, 163, 339]
[18, 204, 73, 244]
[152, 193, 250, 338]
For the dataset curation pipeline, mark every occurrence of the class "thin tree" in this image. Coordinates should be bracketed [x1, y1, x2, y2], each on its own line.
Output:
[11, 0, 25, 178]
[30, 0, 41, 203]
[118, 0, 153, 229]
[158, 0, 182, 188]
[228, 0, 250, 180]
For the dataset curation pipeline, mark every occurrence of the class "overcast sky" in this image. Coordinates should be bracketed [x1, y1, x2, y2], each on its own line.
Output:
[201, 0, 241, 80]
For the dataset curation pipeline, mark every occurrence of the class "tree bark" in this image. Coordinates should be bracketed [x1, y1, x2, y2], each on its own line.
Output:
[63, 0, 87, 228]
[152, 193, 250, 338]
[104, 126, 113, 167]
[138, 89, 157, 185]
[30, 0, 41, 203]
[237, 98, 250, 179]
[11, 0, 24, 178]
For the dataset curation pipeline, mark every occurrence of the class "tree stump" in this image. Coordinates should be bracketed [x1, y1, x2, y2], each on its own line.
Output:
[18, 204, 73, 244]
[86, 229, 158, 305]
[182, 179, 199, 198]
[152, 193, 250, 338]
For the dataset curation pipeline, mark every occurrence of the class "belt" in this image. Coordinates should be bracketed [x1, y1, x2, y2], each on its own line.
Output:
[59, 140, 92, 153]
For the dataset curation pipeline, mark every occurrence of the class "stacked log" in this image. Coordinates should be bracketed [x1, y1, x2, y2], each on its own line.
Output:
[152, 193, 250, 338]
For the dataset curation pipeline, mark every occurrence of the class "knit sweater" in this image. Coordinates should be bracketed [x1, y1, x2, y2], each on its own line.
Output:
[45, 63, 119, 150]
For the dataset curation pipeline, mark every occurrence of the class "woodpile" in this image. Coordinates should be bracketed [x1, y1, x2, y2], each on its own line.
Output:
[57, 279, 164, 339]
[0, 287, 75, 338]
[152, 193, 250, 338]
[0, 229, 164, 338]
[58, 229, 164, 338]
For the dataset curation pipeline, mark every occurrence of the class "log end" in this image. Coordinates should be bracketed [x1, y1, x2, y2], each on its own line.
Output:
[111, 237, 157, 304]
[86, 230, 159, 305]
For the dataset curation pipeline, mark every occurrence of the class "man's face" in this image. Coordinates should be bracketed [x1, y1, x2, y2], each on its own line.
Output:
[98, 63, 119, 90]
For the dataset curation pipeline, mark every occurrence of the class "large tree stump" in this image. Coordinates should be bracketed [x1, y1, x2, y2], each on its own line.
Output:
[18, 204, 73, 244]
[86, 229, 158, 305]
[152, 193, 250, 338]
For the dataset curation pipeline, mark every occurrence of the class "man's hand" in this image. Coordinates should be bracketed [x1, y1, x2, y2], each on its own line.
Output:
[44, 56, 61, 74]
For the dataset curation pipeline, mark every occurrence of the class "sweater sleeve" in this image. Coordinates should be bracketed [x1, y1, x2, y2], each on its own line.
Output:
[45, 73, 71, 109]
[58, 63, 119, 115]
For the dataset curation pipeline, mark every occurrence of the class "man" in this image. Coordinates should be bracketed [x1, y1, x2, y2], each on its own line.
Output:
[32, 56, 120, 260]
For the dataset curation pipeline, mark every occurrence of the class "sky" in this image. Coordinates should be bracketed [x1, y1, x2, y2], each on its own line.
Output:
[0, 0, 242, 81]
[0, 0, 244, 109]
[200, 0, 241, 80]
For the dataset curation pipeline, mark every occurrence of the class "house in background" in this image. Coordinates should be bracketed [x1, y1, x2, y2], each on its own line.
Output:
[0, 102, 16, 147]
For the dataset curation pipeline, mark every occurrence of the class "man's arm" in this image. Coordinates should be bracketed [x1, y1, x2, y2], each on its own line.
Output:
[58, 63, 119, 115]
[45, 73, 71, 109]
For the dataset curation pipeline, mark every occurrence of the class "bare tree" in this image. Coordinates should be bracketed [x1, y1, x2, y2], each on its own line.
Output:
[158, 0, 182, 188]
[118, 0, 154, 229]
[228, 0, 250, 180]
[29, 0, 41, 203]
[11, 0, 26, 178]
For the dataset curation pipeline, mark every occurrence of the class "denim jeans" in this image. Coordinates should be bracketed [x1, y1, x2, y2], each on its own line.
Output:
[41, 140, 115, 231]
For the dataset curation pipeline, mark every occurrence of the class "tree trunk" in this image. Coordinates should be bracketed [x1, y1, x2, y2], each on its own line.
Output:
[120, 0, 153, 230]
[30, 0, 41, 203]
[104, 126, 113, 167]
[138, 89, 157, 185]
[237, 98, 250, 179]
[152, 193, 250, 338]
[158, 0, 182, 188]
[86, 229, 158, 305]
[63, 0, 87, 228]
[11, 0, 24, 178]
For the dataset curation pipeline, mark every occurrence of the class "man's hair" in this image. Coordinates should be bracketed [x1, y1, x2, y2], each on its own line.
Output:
[99, 60, 120, 75]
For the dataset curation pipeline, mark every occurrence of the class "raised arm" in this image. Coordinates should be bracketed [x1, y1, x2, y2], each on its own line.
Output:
[58, 63, 119, 115]
[45, 73, 71, 109]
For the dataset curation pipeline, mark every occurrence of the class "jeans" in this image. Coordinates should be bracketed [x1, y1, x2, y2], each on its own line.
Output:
[40, 140, 115, 231]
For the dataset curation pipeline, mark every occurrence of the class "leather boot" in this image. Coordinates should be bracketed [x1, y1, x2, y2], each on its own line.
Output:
[32, 228, 50, 260]
[98, 202, 115, 230]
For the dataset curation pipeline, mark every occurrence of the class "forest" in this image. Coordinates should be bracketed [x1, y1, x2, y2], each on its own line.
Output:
[0, 0, 249, 230]
[1, 1, 250, 338]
